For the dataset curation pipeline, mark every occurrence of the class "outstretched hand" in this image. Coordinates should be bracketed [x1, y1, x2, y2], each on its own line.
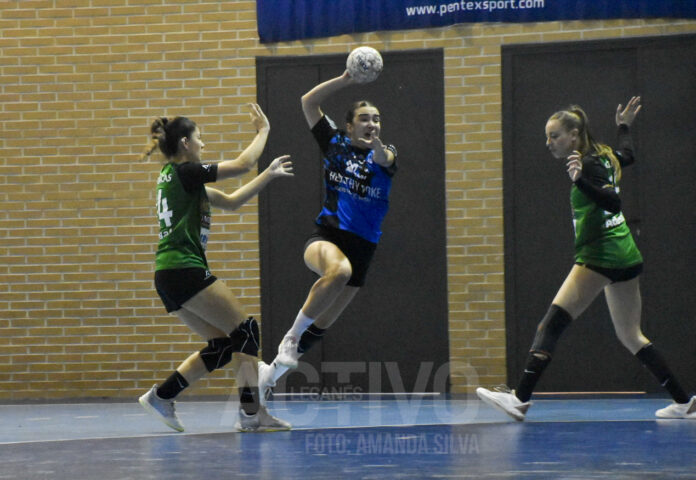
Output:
[267, 155, 294, 178]
[566, 151, 583, 182]
[249, 103, 270, 133]
[616, 96, 641, 126]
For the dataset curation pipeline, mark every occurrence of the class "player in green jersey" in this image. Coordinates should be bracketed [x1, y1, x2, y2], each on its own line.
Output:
[138, 104, 295, 432]
[477, 96, 695, 420]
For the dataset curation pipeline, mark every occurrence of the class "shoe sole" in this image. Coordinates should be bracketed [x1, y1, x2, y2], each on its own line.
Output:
[235, 424, 292, 433]
[476, 388, 525, 422]
[138, 396, 185, 432]
[655, 412, 696, 419]
[656, 398, 696, 419]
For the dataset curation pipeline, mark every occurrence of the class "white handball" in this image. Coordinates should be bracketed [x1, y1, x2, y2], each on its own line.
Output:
[346, 46, 383, 84]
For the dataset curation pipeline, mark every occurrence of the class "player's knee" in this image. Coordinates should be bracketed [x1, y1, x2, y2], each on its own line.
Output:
[229, 317, 260, 357]
[530, 304, 572, 358]
[199, 317, 260, 372]
[199, 337, 235, 372]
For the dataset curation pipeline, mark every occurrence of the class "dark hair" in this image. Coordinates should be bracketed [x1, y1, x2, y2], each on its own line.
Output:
[345, 100, 379, 124]
[141, 116, 197, 160]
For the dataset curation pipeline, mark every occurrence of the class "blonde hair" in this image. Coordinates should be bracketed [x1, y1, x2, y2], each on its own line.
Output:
[549, 105, 622, 181]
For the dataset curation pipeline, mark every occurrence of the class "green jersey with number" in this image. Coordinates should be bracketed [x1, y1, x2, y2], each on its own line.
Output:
[571, 156, 642, 269]
[155, 162, 212, 271]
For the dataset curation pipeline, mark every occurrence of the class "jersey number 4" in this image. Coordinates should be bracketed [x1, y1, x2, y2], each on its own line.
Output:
[157, 190, 173, 227]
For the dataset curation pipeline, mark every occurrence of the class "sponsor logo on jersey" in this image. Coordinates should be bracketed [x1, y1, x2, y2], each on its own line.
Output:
[157, 172, 172, 184]
[604, 212, 626, 229]
[345, 159, 368, 180]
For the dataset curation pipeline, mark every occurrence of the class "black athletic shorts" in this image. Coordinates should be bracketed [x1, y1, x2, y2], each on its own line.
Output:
[577, 262, 643, 283]
[154, 267, 217, 313]
[305, 224, 377, 287]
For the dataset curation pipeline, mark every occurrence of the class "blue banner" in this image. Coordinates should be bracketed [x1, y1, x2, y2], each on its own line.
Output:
[257, 0, 696, 43]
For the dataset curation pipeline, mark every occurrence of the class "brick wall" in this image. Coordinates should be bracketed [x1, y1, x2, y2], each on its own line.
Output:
[1, 0, 695, 400]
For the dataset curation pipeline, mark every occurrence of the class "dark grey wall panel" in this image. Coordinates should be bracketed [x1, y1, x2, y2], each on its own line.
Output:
[503, 34, 696, 393]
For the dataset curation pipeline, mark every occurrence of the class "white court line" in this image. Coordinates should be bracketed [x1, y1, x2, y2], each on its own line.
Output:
[0, 418, 658, 447]
[0, 432, 194, 447]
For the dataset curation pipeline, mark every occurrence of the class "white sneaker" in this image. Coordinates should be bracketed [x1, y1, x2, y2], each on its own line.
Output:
[656, 395, 696, 419]
[476, 386, 531, 421]
[138, 384, 185, 432]
[258, 361, 276, 406]
[275, 335, 300, 369]
[235, 405, 292, 432]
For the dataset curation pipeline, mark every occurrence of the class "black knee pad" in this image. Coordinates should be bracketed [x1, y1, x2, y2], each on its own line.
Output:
[298, 324, 326, 354]
[199, 318, 260, 372]
[228, 317, 259, 357]
[200, 336, 236, 372]
[530, 304, 572, 358]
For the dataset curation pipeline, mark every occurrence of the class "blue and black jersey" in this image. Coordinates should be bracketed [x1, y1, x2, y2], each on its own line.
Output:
[311, 115, 397, 244]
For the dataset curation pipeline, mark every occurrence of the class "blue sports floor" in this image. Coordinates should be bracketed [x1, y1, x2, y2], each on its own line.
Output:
[1, 396, 695, 479]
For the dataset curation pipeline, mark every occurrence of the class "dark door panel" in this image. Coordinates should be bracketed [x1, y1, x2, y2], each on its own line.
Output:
[256, 49, 449, 394]
[503, 34, 696, 393]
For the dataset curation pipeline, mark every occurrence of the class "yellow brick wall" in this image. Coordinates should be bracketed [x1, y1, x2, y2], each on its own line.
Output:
[1, 0, 695, 400]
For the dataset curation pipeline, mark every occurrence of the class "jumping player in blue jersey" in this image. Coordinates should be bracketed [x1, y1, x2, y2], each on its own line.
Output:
[258, 69, 397, 395]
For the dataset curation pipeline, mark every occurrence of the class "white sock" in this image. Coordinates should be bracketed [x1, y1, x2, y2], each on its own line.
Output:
[267, 311, 313, 383]
[270, 361, 290, 383]
[286, 310, 315, 340]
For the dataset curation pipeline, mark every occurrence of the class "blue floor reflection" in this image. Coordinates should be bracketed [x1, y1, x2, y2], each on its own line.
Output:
[1, 397, 695, 479]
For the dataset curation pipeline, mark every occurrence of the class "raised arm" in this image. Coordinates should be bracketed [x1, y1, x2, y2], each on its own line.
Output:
[615, 96, 641, 127]
[301, 70, 356, 128]
[216, 103, 271, 180]
[614, 96, 640, 167]
[206, 155, 293, 211]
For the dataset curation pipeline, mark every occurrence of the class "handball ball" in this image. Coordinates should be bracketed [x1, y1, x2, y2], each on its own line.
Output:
[346, 46, 383, 84]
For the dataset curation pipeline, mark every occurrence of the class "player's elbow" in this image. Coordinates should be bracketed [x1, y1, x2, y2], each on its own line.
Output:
[217, 193, 243, 212]
[222, 200, 243, 212]
[301, 94, 319, 116]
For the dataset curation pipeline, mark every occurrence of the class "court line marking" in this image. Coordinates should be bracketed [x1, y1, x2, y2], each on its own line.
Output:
[0, 418, 661, 447]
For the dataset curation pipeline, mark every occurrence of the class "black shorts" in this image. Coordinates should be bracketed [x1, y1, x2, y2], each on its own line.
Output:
[154, 267, 217, 313]
[305, 224, 377, 287]
[577, 262, 643, 283]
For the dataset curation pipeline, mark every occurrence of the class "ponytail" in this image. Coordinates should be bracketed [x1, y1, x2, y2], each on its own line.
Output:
[549, 105, 622, 181]
[140, 117, 168, 161]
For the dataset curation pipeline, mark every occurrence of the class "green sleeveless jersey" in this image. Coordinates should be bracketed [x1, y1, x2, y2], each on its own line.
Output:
[571, 156, 642, 269]
[155, 162, 213, 271]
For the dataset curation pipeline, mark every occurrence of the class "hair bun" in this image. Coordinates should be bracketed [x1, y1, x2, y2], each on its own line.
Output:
[150, 117, 168, 136]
